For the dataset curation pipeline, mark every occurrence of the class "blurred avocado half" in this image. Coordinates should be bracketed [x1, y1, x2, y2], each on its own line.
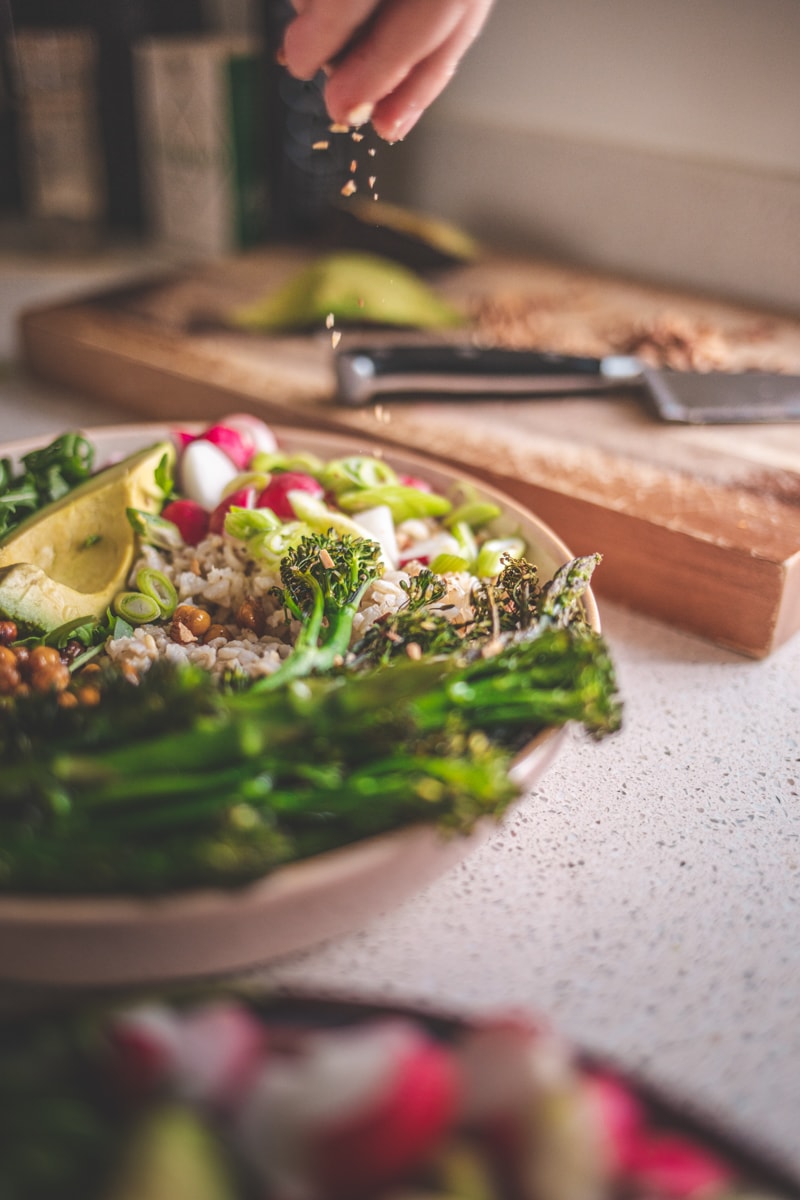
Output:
[231, 251, 465, 333]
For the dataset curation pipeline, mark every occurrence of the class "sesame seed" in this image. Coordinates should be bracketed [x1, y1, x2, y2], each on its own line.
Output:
[331, 330, 342, 348]
[318, 547, 336, 569]
[325, 312, 335, 329]
[341, 179, 357, 197]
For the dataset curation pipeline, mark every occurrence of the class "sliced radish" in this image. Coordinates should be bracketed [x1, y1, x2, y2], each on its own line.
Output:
[209, 486, 256, 535]
[398, 472, 433, 493]
[172, 1002, 268, 1112]
[398, 531, 460, 569]
[220, 412, 279, 456]
[106, 1005, 183, 1100]
[625, 1133, 734, 1197]
[180, 439, 240, 510]
[161, 499, 210, 546]
[582, 1072, 644, 1174]
[257, 471, 324, 520]
[353, 505, 399, 569]
[237, 1020, 459, 1200]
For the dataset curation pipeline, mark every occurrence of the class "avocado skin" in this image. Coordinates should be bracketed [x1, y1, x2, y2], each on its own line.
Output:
[0, 441, 174, 632]
[103, 1106, 237, 1200]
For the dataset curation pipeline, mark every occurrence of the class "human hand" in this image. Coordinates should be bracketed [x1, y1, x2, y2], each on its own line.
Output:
[281, 0, 495, 143]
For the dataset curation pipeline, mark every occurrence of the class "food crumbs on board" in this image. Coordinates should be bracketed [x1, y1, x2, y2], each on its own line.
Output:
[368, 175, 376, 189]
[341, 179, 357, 197]
[368, 147, 376, 156]
[312, 140, 329, 150]
[350, 159, 357, 173]
[325, 312, 335, 330]
[329, 122, 349, 134]
[351, 131, 363, 142]
[331, 330, 342, 348]
[318, 547, 336, 570]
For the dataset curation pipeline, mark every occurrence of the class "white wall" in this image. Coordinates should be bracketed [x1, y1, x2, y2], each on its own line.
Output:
[386, 0, 800, 312]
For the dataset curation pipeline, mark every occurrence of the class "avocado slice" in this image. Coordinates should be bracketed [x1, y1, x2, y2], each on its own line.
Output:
[230, 251, 464, 332]
[0, 440, 174, 632]
[103, 1106, 237, 1200]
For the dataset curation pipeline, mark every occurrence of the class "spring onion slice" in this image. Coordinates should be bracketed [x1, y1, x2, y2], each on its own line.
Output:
[113, 591, 162, 625]
[136, 568, 178, 618]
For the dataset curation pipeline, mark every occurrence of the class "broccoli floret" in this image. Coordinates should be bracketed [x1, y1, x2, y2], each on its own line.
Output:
[351, 568, 466, 667]
[256, 530, 384, 689]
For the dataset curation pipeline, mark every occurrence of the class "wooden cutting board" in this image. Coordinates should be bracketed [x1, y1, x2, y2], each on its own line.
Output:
[18, 246, 800, 659]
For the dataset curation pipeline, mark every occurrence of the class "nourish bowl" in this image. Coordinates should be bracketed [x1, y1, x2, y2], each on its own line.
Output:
[0, 421, 620, 984]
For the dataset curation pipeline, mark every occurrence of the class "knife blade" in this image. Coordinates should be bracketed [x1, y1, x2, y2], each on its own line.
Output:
[334, 344, 800, 425]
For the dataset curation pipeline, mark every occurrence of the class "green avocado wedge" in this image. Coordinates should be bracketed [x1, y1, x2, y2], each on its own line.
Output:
[0, 441, 174, 632]
[230, 251, 464, 332]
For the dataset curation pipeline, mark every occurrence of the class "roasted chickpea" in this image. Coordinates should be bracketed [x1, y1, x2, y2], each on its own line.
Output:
[29, 645, 62, 670]
[30, 662, 70, 693]
[236, 597, 266, 637]
[0, 620, 17, 645]
[203, 623, 228, 644]
[0, 663, 21, 694]
[75, 684, 101, 707]
[174, 605, 212, 637]
[0, 645, 17, 670]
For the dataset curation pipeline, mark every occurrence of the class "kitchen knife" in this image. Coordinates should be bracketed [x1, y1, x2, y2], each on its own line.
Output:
[334, 344, 800, 425]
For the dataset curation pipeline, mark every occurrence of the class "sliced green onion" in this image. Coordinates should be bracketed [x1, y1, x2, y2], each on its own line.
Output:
[429, 552, 470, 575]
[127, 507, 184, 550]
[287, 491, 368, 537]
[221, 470, 270, 499]
[113, 591, 161, 625]
[319, 455, 398, 496]
[444, 500, 501, 530]
[449, 519, 478, 566]
[136, 567, 178, 618]
[250, 451, 323, 476]
[475, 537, 526, 578]
[250, 521, 312, 565]
[337, 485, 451, 523]
[224, 505, 282, 540]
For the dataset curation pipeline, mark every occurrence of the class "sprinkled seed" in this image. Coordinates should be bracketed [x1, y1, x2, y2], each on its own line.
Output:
[351, 131, 363, 142]
[368, 175, 376, 188]
[325, 312, 335, 329]
[350, 159, 357, 173]
[312, 140, 330, 150]
[319, 547, 335, 569]
[340, 179, 357, 197]
[331, 330, 342, 348]
[368, 147, 376, 156]
[329, 122, 349, 134]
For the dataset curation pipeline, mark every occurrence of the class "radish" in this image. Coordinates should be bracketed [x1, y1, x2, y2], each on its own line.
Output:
[180, 439, 240, 510]
[398, 531, 461, 569]
[625, 1133, 734, 1197]
[353, 505, 399, 569]
[106, 1005, 183, 1100]
[174, 423, 252, 469]
[257, 471, 324, 519]
[161, 499, 210, 546]
[236, 1019, 459, 1199]
[209, 486, 256, 535]
[220, 412, 279, 456]
[172, 1002, 268, 1112]
[582, 1072, 644, 1173]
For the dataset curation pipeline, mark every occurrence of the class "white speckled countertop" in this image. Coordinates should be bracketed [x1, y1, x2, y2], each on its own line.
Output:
[1, 254, 799, 1182]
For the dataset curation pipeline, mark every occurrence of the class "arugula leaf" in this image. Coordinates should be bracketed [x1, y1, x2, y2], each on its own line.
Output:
[0, 433, 95, 538]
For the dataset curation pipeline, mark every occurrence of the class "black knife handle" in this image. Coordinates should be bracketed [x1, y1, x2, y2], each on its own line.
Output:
[335, 344, 606, 406]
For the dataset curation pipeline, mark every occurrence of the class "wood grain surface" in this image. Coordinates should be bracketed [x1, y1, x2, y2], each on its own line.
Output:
[18, 247, 800, 658]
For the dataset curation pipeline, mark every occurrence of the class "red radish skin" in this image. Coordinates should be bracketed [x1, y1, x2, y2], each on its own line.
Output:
[174, 1003, 268, 1112]
[315, 1036, 460, 1198]
[209, 487, 257, 535]
[398, 473, 433, 493]
[625, 1134, 734, 1198]
[257, 472, 324, 519]
[583, 1072, 645, 1172]
[161, 499, 210, 546]
[106, 1006, 182, 1100]
[178, 424, 252, 469]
